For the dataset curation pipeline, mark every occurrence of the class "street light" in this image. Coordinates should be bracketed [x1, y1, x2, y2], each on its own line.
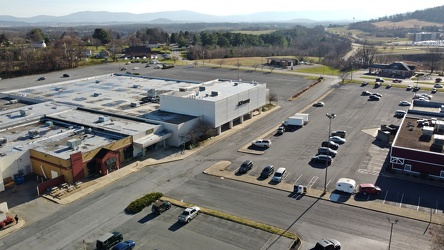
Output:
[387, 217, 398, 250]
[324, 113, 336, 193]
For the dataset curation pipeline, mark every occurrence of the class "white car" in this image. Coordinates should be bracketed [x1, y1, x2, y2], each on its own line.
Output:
[252, 139, 271, 148]
[329, 136, 346, 144]
[178, 206, 200, 223]
[399, 101, 411, 106]
[434, 84, 443, 88]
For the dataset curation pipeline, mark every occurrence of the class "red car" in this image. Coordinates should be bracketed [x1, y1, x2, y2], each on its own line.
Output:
[358, 183, 381, 195]
[392, 79, 402, 83]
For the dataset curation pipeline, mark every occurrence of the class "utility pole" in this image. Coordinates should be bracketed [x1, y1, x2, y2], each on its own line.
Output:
[387, 217, 398, 250]
[324, 113, 336, 193]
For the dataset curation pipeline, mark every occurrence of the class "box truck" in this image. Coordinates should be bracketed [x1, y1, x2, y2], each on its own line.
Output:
[283, 116, 304, 131]
[293, 113, 309, 125]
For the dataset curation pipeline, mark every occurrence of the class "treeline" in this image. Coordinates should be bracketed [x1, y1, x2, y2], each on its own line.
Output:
[0, 25, 351, 78]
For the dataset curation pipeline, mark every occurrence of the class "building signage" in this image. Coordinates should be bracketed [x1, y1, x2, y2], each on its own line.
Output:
[238, 99, 250, 106]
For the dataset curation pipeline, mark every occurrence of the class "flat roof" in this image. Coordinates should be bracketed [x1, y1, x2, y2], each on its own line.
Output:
[165, 79, 264, 102]
[394, 116, 444, 152]
[4, 75, 201, 115]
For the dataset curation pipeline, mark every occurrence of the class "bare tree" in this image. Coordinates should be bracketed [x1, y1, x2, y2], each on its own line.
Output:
[339, 71, 350, 83]
[430, 224, 444, 250]
[425, 47, 443, 74]
[180, 118, 214, 148]
[268, 91, 278, 104]
[217, 59, 224, 68]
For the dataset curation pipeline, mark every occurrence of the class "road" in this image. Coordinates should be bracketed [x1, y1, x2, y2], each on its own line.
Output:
[0, 64, 437, 250]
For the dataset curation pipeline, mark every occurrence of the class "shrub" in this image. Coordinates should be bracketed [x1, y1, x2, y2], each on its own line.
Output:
[4, 216, 14, 225]
[125, 192, 163, 214]
[0, 222, 5, 229]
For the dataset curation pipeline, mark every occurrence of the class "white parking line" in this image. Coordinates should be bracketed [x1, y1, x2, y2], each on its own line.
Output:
[306, 176, 318, 189]
[383, 190, 388, 204]
[293, 174, 303, 186]
[417, 197, 421, 211]
[399, 193, 404, 207]
[436, 200, 439, 214]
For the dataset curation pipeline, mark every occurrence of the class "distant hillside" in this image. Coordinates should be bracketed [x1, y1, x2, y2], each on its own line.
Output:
[0, 10, 351, 27]
[349, 5, 444, 32]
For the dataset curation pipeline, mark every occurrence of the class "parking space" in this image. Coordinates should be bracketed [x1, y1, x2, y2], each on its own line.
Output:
[78, 205, 293, 250]
[232, 83, 444, 213]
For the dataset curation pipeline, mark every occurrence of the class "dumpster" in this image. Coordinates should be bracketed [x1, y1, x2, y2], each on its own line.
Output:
[14, 174, 25, 185]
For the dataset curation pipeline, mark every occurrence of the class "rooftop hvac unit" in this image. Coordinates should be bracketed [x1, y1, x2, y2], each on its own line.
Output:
[93, 93, 102, 97]
[0, 138, 7, 146]
[433, 134, 444, 145]
[422, 126, 434, 136]
[199, 86, 206, 91]
[67, 139, 82, 149]
[96, 80, 101, 83]
[133, 84, 141, 88]
[98, 116, 107, 122]
[179, 87, 187, 92]
[233, 82, 238, 86]
[8, 99, 19, 104]
[130, 102, 141, 107]
[45, 121, 54, 127]
[55, 87, 63, 91]
[28, 130, 40, 139]
[211, 91, 220, 97]
[19, 110, 29, 117]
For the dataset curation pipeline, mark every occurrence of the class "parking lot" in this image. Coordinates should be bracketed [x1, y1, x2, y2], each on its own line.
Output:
[226, 83, 444, 214]
[79, 205, 293, 250]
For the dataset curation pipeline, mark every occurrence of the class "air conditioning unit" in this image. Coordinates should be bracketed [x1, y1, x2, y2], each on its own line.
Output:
[211, 91, 220, 96]
[67, 139, 82, 149]
[98, 116, 107, 122]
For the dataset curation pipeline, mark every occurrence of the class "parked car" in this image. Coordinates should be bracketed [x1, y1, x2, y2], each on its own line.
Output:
[413, 86, 421, 91]
[368, 95, 380, 101]
[434, 83, 443, 88]
[37, 76, 46, 81]
[272, 167, 286, 183]
[385, 83, 392, 89]
[112, 240, 135, 250]
[375, 78, 384, 82]
[406, 85, 413, 91]
[318, 147, 337, 157]
[432, 88, 437, 94]
[361, 81, 368, 86]
[392, 79, 402, 83]
[239, 160, 253, 174]
[436, 78, 442, 83]
[260, 165, 274, 178]
[321, 140, 339, 150]
[96, 232, 123, 250]
[314, 239, 341, 250]
[331, 130, 346, 138]
[276, 126, 285, 135]
[62, 74, 70, 78]
[361, 90, 372, 96]
[371, 93, 382, 98]
[329, 136, 346, 144]
[151, 200, 171, 214]
[399, 101, 411, 106]
[395, 110, 406, 118]
[252, 139, 271, 148]
[358, 183, 381, 195]
[178, 206, 200, 223]
[311, 155, 333, 165]
[313, 102, 325, 107]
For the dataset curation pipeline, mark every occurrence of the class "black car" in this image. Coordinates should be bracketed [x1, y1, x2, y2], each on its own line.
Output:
[361, 91, 372, 96]
[239, 160, 253, 174]
[151, 200, 171, 214]
[368, 95, 380, 101]
[37, 76, 46, 81]
[321, 140, 339, 150]
[62, 74, 70, 77]
[311, 155, 333, 165]
[260, 165, 274, 178]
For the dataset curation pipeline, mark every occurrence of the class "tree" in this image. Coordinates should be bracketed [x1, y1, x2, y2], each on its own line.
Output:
[430, 225, 444, 250]
[180, 119, 213, 148]
[425, 47, 443, 74]
[26, 28, 45, 42]
[268, 91, 278, 104]
[92, 28, 111, 45]
[339, 71, 350, 83]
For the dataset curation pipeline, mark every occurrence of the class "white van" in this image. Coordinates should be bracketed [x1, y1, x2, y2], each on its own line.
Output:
[335, 178, 356, 194]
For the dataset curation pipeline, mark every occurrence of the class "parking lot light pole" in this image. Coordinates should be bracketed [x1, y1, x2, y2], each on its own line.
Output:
[387, 217, 398, 250]
[324, 113, 336, 193]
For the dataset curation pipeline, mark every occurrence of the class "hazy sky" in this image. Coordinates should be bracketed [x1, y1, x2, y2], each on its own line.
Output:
[1, 0, 443, 20]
